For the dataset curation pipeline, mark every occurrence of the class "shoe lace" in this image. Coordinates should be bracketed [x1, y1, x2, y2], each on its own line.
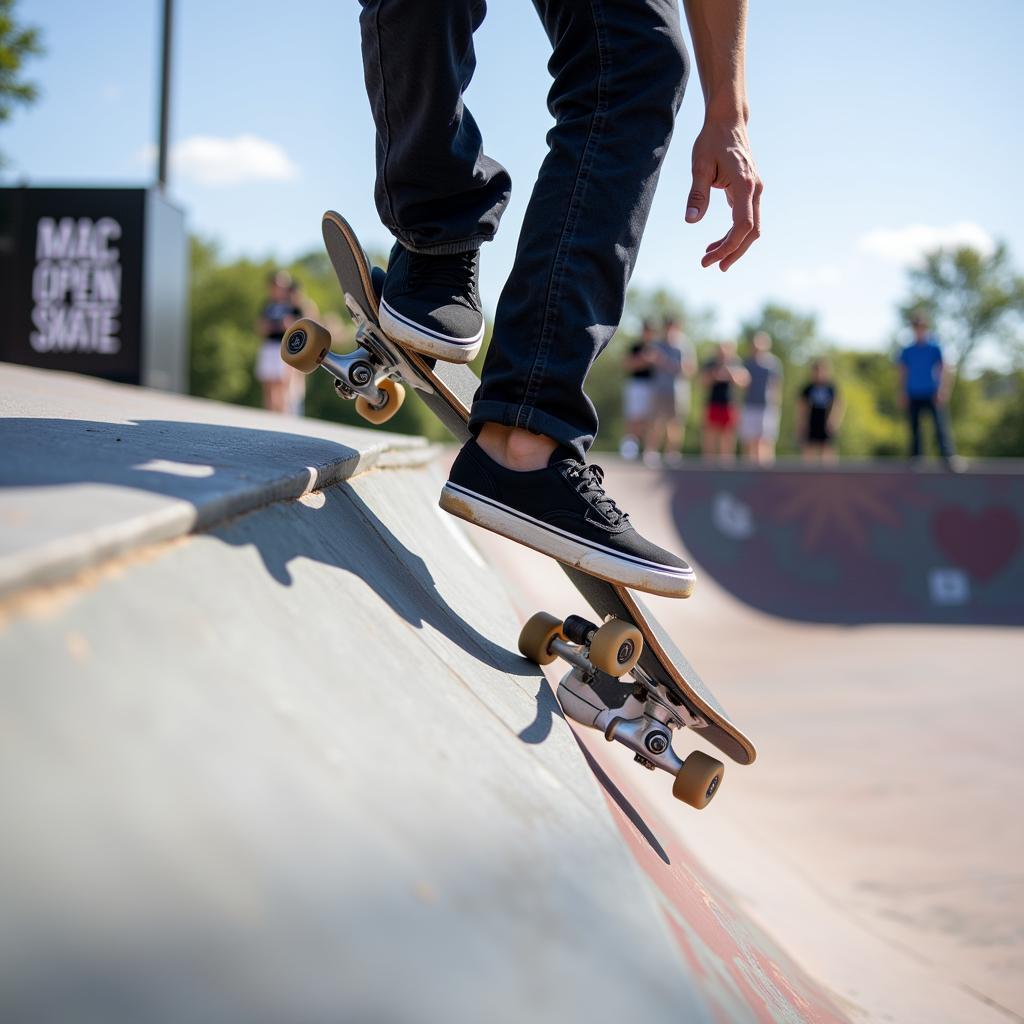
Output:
[566, 462, 629, 526]
[408, 250, 478, 291]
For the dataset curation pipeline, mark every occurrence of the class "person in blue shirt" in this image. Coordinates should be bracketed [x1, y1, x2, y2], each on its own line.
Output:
[898, 315, 956, 465]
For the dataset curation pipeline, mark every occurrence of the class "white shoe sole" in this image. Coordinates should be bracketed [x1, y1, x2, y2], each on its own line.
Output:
[379, 299, 483, 364]
[439, 482, 696, 599]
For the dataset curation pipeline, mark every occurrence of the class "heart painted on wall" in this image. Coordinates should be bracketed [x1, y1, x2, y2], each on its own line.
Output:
[930, 506, 1021, 582]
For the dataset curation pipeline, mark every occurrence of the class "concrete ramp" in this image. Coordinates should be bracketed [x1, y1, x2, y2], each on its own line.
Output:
[665, 463, 1024, 625]
[0, 366, 848, 1023]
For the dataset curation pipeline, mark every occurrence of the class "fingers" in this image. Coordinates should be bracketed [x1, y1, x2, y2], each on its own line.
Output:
[686, 160, 713, 224]
[702, 176, 762, 271]
[701, 175, 755, 269]
[719, 180, 763, 271]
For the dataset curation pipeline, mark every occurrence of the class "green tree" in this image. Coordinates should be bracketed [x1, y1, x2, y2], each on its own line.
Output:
[968, 370, 1024, 458]
[0, 0, 42, 163]
[188, 236, 269, 406]
[828, 350, 904, 457]
[900, 244, 1024, 411]
[739, 302, 821, 366]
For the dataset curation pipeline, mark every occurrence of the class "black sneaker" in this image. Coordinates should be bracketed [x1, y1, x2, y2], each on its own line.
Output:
[439, 440, 696, 598]
[379, 242, 484, 363]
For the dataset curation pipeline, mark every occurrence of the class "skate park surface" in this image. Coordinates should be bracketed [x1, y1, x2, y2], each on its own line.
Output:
[1, 363, 1021, 1024]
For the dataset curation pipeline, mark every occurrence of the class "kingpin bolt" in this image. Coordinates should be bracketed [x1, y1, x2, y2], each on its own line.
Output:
[645, 732, 669, 755]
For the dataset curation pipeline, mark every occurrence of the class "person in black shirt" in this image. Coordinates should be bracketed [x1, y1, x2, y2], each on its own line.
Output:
[798, 358, 844, 463]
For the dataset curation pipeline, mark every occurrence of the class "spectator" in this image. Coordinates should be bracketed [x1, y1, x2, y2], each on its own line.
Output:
[641, 317, 696, 466]
[898, 314, 957, 468]
[798, 358, 843, 463]
[287, 281, 319, 417]
[701, 341, 749, 463]
[740, 330, 783, 464]
[620, 319, 659, 460]
[256, 271, 299, 413]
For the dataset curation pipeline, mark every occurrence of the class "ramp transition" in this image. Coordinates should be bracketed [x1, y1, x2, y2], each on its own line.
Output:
[667, 463, 1024, 626]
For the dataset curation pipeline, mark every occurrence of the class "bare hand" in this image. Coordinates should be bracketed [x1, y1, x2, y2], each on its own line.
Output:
[686, 120, 762, 271]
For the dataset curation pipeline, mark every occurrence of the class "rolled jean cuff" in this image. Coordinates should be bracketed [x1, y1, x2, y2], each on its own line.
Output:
[394, 234, 488, 256]
[468, 399, 593, 462]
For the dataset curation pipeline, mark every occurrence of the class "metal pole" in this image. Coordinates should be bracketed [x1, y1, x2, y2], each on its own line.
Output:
[157, 0, 174, 190]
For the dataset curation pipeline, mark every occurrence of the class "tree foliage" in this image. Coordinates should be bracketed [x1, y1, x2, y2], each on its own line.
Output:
[900, 244, 1024, 408]
[739, 303, 820, 366]
[0, 0, 42, 130]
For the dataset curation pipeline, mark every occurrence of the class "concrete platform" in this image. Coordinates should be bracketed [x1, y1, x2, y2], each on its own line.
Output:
[0, 362, 430, 597]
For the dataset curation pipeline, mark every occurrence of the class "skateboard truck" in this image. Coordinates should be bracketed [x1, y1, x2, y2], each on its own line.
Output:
[281, 281, 442, 427]
[519, 612, 725, 809]
[281, 315, 408, 424]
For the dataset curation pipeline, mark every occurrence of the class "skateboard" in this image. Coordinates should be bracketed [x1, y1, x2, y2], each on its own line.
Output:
[281, 211, 756, 809]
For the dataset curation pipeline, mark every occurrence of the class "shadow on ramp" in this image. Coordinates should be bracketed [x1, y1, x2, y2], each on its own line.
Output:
[0, 415, 542, 696]
[213, 483, 546, 697]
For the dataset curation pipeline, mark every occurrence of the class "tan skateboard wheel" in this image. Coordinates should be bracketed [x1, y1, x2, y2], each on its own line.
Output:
[281, 318, 331, 373]
[672, 750, 724, 809]
[589, 618, 643, 676]
[518, 612, 565, 666]
[355, 378, 406, 424]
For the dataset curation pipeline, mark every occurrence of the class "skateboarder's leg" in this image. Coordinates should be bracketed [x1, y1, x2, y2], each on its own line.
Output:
[469, 0, 688, 461]
[442, 0, 697, 599]
[358, 0, 511, 361]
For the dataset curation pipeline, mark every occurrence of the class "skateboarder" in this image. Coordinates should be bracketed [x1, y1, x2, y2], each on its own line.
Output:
[358, 0, 761, 597]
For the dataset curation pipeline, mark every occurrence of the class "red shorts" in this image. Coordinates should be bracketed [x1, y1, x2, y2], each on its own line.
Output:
[705, 403, 737, 429]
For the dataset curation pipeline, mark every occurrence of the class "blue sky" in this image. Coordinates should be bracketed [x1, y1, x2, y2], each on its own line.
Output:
[4, 1, 1023, 357]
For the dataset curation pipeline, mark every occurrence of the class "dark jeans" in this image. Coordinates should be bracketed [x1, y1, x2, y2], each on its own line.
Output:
[359, 0, 689, 458]
[908, 396, 954, 458]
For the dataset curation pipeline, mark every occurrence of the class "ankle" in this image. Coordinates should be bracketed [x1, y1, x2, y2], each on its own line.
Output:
[477, 423, 557, 471]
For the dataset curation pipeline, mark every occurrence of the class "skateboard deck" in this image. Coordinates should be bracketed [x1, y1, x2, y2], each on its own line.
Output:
[283, 210, 756, 807]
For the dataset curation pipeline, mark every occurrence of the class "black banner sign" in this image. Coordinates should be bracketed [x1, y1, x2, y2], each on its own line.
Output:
[0, 188, 146, 384]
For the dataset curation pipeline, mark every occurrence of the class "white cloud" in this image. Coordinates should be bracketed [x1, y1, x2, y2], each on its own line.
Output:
[858, 221, 995, 267]
[781, 264, 843, 290]
[138, 134, 299, 186]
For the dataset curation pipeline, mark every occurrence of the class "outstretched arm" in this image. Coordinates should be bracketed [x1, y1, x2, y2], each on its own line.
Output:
[682, 0, 762, 271]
